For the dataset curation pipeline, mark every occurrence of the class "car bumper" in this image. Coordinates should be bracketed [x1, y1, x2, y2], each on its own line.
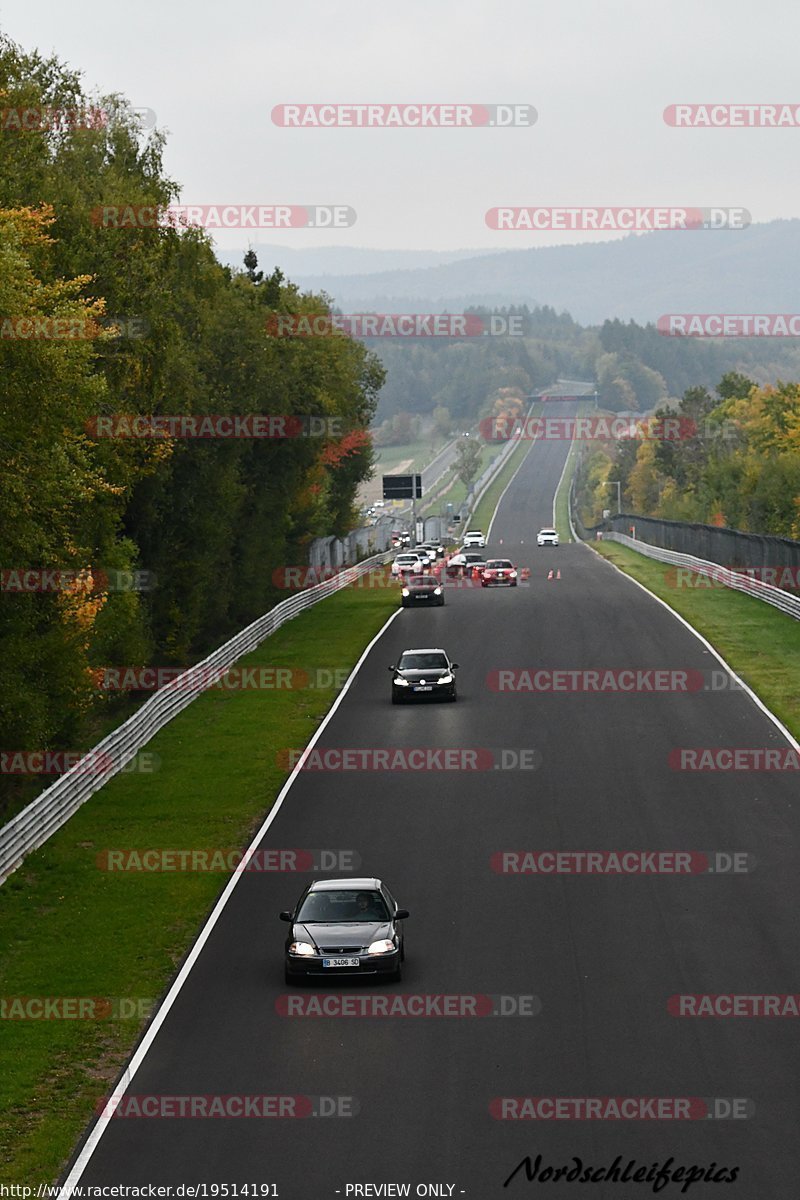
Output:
[402, 593, 444, 604]
[392, 683, 456, 701]
[285, 948, 401, 980]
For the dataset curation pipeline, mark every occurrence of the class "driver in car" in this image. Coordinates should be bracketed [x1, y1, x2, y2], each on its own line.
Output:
[355, 892, 384, 919]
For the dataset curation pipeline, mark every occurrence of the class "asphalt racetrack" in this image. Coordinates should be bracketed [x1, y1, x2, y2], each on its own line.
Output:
[71, 402, 800, 1197]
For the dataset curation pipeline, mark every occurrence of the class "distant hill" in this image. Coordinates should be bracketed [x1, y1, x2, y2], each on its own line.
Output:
[230, 221, 800, 326]
[217, 245, 495, 277]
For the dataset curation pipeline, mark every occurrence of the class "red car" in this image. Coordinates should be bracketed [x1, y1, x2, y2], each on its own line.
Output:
[481, 558, 519, 587]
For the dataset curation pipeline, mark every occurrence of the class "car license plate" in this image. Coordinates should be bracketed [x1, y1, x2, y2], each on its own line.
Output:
[414, 685, 433, 692]
[322, 957, 360, 968]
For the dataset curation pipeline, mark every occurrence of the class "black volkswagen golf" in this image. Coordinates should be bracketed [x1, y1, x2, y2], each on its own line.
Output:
[281, 877, 408, 985]
[389, 647, 459, 703]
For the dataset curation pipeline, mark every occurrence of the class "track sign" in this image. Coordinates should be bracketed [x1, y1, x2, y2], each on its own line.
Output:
[382, 474, 422, 501]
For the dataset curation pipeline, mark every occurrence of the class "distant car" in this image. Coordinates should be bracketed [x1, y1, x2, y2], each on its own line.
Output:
[537, 528, 559, 547]
[481, 558, 518, 587]
[417, 542, 444, 561]
[462, 552, 487, 578]
[446, 551, 484, 579]
[462, 530, 486, 548]
[281, 877, 408, 984]
[389, 647, 459, 703]
[402, 575, 445, 607]
[391, 553, 424, 577]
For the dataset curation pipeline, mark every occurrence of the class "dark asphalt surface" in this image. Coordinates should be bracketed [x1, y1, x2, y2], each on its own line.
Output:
[73, 403, 800, 1197]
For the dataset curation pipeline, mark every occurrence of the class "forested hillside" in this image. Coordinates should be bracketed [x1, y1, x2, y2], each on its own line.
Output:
[0, 35, 383, 816]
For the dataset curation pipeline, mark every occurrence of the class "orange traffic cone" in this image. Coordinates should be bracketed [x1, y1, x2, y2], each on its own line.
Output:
[556, 569, 561, 580]
[547, 570, 553, 580]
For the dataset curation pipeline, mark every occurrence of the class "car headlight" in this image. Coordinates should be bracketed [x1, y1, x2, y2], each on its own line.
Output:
[394, 676, 410, 686]
[434, 587, 442, 595]
[437, 673, 453, 685]
[401, 588, 410, 597]
[510, 570, 518, 577]
[289, 941, 316, 956]
[367, 939, 395, 955]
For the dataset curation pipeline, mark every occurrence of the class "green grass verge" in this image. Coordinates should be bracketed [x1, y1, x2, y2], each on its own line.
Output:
[0, 575, 399, 1182]
[590, 540, 800, 741]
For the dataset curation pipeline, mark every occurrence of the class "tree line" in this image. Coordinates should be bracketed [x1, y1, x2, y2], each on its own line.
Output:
[0, 35, 383, 818]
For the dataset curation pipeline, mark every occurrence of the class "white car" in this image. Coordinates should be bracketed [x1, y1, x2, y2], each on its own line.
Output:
[391, 553, 424, 577]
[537, 528, 559, 547]
[461, 530, 486, 548]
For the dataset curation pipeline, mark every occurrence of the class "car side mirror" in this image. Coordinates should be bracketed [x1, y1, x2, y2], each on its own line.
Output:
[388, 665, 396, 672]
[451, 663, 460, 670]
[395, 908, 410, 920]
[279, 911, 293, 922]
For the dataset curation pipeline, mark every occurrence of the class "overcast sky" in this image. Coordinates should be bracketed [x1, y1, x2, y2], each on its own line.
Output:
[3, 0, 799, 254]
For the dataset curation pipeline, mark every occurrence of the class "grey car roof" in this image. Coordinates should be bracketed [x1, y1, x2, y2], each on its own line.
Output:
[309, 877, 382, 891]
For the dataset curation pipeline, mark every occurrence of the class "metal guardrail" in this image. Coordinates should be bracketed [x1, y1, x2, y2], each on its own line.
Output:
[0, 549, 393, 885]
[593, 532, 800, 621]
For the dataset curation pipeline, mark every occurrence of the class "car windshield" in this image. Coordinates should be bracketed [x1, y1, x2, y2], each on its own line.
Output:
[464, 554, 483, 562]
[409, 576, 438, 586]
[399, 652, 448, 671]
[296, 890, 389, 923]
[539, 529, 556, 536]
[486, 560, 513, 569]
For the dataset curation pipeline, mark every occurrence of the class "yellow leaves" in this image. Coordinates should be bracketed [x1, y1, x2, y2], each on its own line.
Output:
[58, 568, 107, 641]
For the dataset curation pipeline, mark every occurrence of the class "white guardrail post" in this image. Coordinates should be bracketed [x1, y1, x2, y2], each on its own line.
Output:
[0, 550, 394, 885]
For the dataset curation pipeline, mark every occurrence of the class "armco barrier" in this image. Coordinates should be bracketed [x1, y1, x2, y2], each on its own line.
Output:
[592, 532, 800, 622]
[0, 549, 393, 885]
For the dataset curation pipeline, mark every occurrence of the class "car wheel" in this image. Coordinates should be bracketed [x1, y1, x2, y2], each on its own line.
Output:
[511, 580, 518, 587]
[388, 964, 402, 983]
[437, 597, 445, 606]
[392, 692, 402, 705]
[448, 689, 457, 702]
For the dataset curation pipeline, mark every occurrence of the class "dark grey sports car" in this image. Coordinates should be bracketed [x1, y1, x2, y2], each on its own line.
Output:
[401, 574, 445, 607]
[281, 878, 408, 984]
